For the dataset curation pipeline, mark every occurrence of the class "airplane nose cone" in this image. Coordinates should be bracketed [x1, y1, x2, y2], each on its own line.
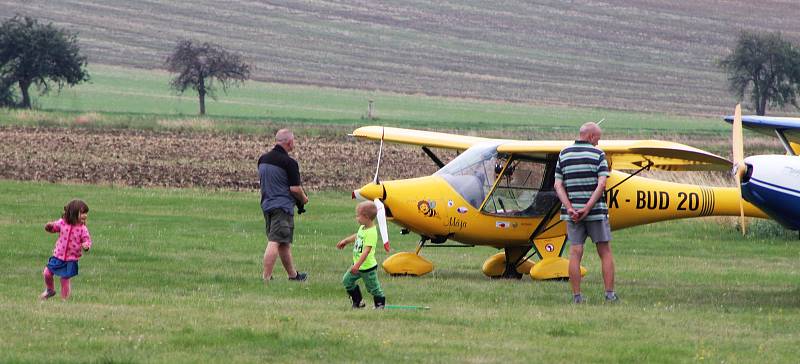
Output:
[354, 182, 386, 201]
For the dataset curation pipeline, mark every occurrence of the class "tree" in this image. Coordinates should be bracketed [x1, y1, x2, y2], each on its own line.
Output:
[0, 77, 15, 107]
[165, 40, 251, 115]
[719, 31, 800, 115]
[0, 15, 89, 109]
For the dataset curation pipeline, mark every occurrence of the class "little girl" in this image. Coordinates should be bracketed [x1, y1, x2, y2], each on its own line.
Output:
[40, 199, 92, 301]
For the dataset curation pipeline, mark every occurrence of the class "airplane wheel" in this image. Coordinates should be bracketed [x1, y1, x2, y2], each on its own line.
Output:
[382, 252, 433, 276]
[529, 257, 586, 280]
[481, 252, 535, 278]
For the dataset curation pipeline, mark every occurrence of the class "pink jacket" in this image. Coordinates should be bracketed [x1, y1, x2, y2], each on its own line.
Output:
[47, 219, 92, 261]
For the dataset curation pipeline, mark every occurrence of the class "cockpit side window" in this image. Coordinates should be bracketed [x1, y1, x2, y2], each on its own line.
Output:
[481, 157, 557, 216]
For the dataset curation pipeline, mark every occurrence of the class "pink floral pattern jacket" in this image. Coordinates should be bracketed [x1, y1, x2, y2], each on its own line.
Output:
[47, 219, 92, 261]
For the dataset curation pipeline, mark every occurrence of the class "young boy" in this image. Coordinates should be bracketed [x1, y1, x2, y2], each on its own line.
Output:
[336, 201, 386, 309]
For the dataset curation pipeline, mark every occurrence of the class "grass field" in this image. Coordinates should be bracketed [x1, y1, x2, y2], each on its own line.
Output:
[2, 3, 799, 362]
[2, 180, 799, 363]
[7, 65, 734, 135]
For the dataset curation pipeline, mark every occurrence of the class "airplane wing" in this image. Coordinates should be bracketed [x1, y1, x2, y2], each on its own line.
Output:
[723, 115, 800, 155]
[352, 126, 730, 171]
[350, 126, 505, 150]
[499, 140, 731, 171]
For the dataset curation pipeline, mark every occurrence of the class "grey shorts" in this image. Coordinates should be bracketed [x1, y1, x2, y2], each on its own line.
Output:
[264, 209, 294, 245]
[567, 217, 611, 245]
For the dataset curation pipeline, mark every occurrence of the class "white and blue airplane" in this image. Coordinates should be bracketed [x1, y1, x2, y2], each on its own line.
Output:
[724, 106, 800, 231]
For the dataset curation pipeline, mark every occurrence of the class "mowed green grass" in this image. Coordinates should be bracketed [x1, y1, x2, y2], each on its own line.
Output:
[14, 65, 729, 134]
[2, 180, 799, 363]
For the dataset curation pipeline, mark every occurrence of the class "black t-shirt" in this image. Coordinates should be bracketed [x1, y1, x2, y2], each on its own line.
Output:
[258, 145, 301, 214]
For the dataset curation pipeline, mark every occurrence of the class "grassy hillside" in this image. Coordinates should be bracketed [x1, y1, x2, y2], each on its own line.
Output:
[4, 1, 800, 116]
[1, 180, 798, 363]
[18, 65, 733, 134]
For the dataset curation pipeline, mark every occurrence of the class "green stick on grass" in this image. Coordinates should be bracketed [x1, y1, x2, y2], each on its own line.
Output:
[384, 305, 430, 310]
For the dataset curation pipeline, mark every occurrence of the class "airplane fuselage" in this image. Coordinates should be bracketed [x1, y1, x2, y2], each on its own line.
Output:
[740, 155, 800, 230]
[358, 170, 766, 251]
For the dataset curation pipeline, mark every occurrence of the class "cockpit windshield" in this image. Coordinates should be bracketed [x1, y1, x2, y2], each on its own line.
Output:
[434, 143, 500, 208]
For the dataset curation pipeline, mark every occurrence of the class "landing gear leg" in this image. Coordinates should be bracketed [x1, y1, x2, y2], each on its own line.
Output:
[414, 238, 427, 255]
[481, 246, 536, 278]
[501, 246, 532, 279]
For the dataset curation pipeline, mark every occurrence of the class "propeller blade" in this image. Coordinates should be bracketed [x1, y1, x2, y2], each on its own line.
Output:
[732, 104, 746, 235]
[374, 198, 390, 252]
[732, 104, 744, 172]
[373, 127, 385, 184]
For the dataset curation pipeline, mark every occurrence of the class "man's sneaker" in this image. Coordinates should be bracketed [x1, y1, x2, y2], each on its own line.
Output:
[288, 272, 308, 281]
[39, 289, 56, 301]
[605, 292, 619, 303]
[572, 294, 584, 304]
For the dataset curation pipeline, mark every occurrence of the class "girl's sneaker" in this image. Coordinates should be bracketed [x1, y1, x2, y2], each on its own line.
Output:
[39, 289, 56, 301]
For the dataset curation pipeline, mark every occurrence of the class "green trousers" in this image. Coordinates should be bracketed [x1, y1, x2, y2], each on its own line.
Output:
[342, 268, 384, 298]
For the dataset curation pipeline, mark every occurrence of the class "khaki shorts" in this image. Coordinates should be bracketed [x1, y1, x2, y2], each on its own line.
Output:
[567, 217, 611, 245]
[264, 209, 294, 245]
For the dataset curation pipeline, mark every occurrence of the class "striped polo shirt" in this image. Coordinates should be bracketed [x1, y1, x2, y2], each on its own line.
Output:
[554, 141, 610, 221]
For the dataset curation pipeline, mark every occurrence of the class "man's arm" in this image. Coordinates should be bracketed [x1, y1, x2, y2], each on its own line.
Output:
[289, 186, 308, 205]
[554, 179, 577, 220]
[576, 175, 607, 221]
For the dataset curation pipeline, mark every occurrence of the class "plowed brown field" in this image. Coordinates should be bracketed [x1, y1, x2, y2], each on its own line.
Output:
[0, 126, 448, 191]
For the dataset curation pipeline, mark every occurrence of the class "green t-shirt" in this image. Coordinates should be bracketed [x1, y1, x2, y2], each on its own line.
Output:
[352, 225, 378, 271]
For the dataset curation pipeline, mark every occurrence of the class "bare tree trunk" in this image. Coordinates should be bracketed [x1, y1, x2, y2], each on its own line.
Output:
[198, 77, 206, 115]
[18, 80, 31, 109]
[757, 95, 767, 115]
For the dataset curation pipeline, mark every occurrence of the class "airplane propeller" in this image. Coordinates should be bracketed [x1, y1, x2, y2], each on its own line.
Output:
[732, 103, 747, 235]
[373, 127, 385, 184]
[375, 198, 390, 252]
[371, 128, 390, 251]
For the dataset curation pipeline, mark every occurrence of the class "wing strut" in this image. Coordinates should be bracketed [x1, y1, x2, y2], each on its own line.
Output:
[605, 161, 653, 191]
[775, 130, 797, 156]
[421, 146, 445, 168]
[520, 201, 563, 263]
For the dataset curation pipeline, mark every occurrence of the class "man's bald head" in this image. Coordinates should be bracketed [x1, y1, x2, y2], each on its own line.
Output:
[275, 129, 295, 151]
[579, 122, 602, 146]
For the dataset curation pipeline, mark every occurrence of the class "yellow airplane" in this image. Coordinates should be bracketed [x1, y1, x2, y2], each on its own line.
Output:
[351, 126, 769, 280]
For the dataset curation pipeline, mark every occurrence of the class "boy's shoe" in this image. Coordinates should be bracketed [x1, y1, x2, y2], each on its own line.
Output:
[288, 272, 307, 281]
[572, 294, 584, 304]
[39, 289, 56, 301]
[374, 296, 386, 309]
[347, 287, 365, 309]
[605, 292, 619, 303]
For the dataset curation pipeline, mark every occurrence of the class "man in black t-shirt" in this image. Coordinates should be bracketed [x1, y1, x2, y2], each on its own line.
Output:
[258, 129, 309, 282]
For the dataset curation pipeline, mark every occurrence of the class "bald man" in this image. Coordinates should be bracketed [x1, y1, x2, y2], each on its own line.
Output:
[554, 122, 617, 303]
[258, 128, 309, 282]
